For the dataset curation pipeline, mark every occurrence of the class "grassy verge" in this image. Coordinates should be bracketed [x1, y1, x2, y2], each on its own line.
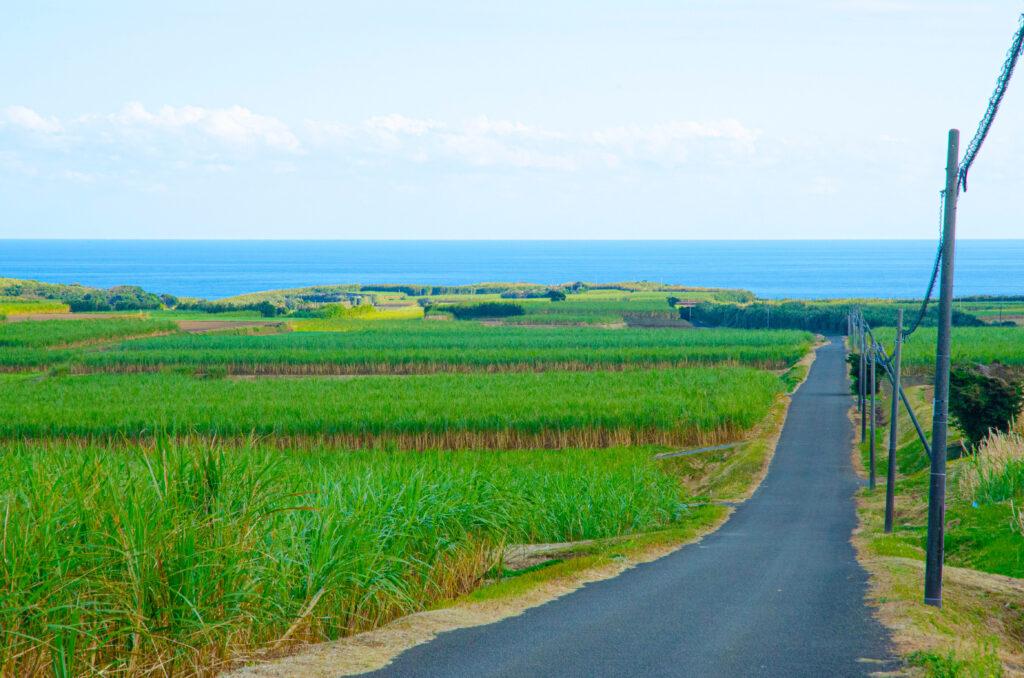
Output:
[852, 384, 1024, 676]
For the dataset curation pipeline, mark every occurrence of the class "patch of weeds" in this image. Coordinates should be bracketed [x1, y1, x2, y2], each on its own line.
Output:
[906, 646, 1003, 678]
[868, 534, 924, 560]
[487, 558, 564, 581]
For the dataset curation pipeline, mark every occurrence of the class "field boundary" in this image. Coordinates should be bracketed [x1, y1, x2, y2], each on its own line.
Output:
[0, 358, 800, 375]
[6, 425, 742, 452]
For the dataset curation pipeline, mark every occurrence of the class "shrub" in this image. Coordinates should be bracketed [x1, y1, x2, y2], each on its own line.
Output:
[949, 366, 1024, 448]
[547, 289, 567, 302]
[846, 353, 881, 395]
[448, 302, 525, 320]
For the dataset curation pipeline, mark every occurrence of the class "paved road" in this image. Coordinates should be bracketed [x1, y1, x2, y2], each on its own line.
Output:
[368, 337, 894, 677]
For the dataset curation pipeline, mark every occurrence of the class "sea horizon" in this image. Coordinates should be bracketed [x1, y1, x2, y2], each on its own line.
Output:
[3, 239, 1024, 300]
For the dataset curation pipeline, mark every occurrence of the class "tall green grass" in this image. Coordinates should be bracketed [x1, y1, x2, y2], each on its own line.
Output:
[0, 442, 693, 675]
[0, 318, 175, 348]
[0, 367, 782, 446]
[872, 326, 1024, 368]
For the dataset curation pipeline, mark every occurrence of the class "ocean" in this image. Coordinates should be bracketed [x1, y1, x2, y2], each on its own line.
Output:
[2, 240, 1023, 300]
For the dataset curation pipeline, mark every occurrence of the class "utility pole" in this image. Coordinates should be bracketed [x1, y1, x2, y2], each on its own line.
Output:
[869, 341, 877, 489]
[885, 309, 903, 533]
[860, 315, 867, 442]
[925, 129, 960, 608]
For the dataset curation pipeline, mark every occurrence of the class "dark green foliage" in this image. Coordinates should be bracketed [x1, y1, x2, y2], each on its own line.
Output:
[666, 296, 680, 307]
[0, 278, 165, 312]
[690, 301, 983, 333]
[175, 299, 286, 317]
[949, 366, 1023, 448]
[547, 289, 567, 302]
[846, 353, 881, 395]
[447, 302, 526, 319]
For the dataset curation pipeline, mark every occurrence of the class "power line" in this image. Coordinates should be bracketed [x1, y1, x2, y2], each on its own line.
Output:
[958, 14, 1024, 192]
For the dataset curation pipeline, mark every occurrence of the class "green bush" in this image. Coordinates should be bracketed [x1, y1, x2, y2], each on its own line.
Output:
[949, 366, 1023, 448]
[547, 289, 567, 302]
[448, 302, 525, 319]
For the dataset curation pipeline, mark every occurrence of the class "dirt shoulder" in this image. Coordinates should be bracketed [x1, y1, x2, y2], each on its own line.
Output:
[849, 400, 1024, 676]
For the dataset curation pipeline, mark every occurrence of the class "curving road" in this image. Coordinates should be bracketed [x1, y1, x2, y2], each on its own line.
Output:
[366, 337, 895, 677]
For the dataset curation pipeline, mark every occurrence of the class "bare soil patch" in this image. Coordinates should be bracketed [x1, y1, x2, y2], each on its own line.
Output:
[176, 320, 287, 333]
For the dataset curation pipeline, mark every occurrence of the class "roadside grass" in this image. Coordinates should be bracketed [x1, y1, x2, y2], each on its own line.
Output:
[854, 383, 1024, 675]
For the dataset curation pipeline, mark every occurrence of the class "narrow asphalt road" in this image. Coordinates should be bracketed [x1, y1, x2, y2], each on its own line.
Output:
[367, 337, 895, 677]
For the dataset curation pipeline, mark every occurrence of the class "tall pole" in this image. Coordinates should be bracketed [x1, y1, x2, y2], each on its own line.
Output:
[925, 129, 959, 608]
[885, 309, 903, 533]
[869, 341, 877, 490]
[859, 317, 867, 442]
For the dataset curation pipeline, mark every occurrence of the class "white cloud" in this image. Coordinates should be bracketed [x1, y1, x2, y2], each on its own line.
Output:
[1, 103, 762, 179]
[2, 105, 63, 134]
[111, 102, 301, 152]
[364, 114, 439, 136]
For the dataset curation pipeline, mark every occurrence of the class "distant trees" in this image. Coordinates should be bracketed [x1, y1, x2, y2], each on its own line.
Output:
[689, 301, 985, 333]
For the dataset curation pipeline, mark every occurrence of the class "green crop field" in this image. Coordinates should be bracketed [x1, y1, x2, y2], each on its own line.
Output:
[0, 296, 69, 316]
[47, 323, 814, 374]
[0, 366, 781, 446]
[0, 317, 175, 348]
[0, 441, 715, 675]
[870, 326, 1024, 368]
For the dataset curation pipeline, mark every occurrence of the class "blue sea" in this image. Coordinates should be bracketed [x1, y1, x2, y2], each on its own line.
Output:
[2, 240, 1023, 300]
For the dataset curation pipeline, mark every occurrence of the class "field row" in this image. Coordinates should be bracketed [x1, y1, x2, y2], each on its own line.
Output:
[0, 367, 782, 446]
[0, 319, 814, 372]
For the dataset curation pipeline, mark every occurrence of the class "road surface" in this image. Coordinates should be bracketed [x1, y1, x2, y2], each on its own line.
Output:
[366, 337, 894, 677]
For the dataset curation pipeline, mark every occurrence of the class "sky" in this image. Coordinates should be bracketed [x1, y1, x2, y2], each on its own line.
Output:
[1, 0, 1022, 239]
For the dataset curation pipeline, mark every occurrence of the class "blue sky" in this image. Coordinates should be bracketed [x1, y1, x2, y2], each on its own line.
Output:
[1, 1, 1022, 239]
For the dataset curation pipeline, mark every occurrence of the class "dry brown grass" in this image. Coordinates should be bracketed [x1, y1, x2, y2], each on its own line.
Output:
[60, 358, 792, 376]
[10, 425, 743, 453]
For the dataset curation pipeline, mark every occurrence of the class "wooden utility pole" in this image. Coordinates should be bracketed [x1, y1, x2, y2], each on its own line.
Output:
[885, 309, 903, 533]
[925, 129, 960, 608]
